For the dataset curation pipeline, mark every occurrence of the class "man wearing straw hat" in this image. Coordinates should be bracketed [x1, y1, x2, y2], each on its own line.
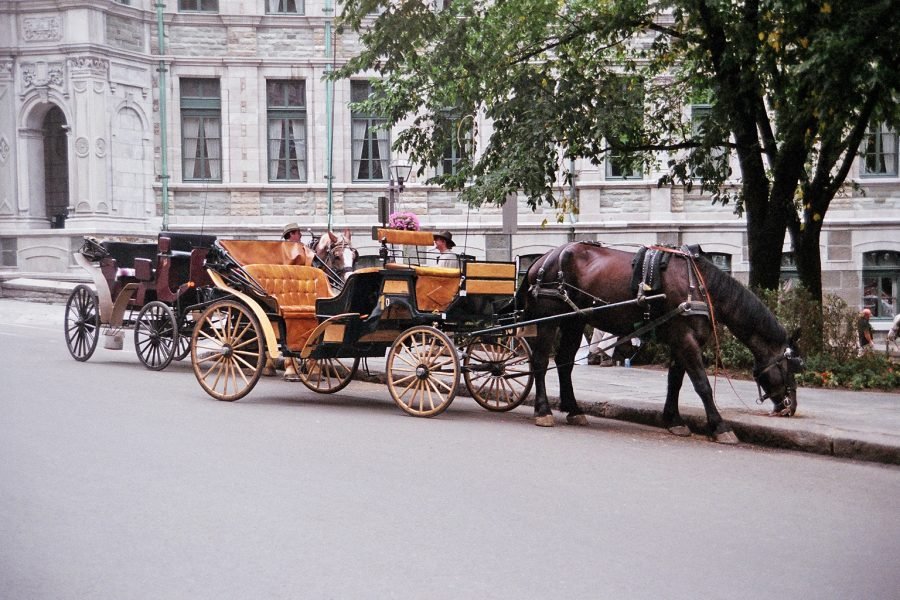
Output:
[433, 230, 458, 268]
[282, 222, 303, 243]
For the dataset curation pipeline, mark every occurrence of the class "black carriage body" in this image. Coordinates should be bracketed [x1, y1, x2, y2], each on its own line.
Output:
[309, 261, 519, 360]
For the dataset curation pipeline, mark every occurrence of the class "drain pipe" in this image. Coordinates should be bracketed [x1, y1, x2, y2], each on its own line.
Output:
[155, 1, 170, 231]
[324, 0, 335, 231]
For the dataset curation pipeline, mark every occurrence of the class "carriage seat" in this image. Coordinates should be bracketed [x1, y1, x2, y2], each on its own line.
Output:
[412, 265, 461, 312]
[243, 264, 333, 350]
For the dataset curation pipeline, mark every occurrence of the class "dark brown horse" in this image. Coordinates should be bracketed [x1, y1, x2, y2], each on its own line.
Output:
[518, 242, 803, 444]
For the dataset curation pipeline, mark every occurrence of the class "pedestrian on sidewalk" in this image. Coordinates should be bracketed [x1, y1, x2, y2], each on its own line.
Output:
[857, 308, 874, 356]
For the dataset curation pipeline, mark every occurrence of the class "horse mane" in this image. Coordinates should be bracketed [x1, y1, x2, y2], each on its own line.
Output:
[695, 256, 787, 346]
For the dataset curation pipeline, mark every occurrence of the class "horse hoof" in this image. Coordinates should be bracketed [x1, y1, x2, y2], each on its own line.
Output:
[566, 414, 588, 426]
[714, 430, 739, 445]
[667, 425, 691, 437]
[534, 415, 555, 427]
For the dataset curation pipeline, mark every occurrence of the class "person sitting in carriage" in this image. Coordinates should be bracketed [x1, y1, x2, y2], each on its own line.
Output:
[433, 230, 458, 268]
[262, 222, 307, 381]
[282, 222, 303, 243]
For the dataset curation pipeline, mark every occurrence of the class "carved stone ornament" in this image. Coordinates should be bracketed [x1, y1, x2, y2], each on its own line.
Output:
[68, 57, 109, 76]
[23, 17, 62, 42]
[95, 137, 107, 157]
[0, 61, 13, 79]
[0, 137, 9, 163]
[75, 137, 89, 157]
[21, 62, 65, 91]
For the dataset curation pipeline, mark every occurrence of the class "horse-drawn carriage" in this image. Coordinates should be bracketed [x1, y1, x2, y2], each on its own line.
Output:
[189, 228, 534, 417]
[64, 232, 218, 370]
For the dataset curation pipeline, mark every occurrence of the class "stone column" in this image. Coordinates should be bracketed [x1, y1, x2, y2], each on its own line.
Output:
[0, 60, 16, 217]
[68, 56, 111, 215]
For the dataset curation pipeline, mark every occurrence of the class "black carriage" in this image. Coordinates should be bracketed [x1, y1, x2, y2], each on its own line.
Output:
[64, 232, 218, 370]
[189, 229, 533, 416]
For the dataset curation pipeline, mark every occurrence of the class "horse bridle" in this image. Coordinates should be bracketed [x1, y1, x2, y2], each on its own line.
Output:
[753, 347, 802, 411]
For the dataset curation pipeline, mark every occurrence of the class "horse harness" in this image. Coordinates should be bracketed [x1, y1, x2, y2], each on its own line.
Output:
[527, 243, 711, 355]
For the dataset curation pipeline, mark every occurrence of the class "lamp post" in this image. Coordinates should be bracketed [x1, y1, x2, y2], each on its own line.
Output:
[388, 160, 413, 217]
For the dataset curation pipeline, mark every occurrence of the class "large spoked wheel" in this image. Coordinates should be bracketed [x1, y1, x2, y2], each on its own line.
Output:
[386, 326, 459, 418]
[64, 284, 100, 362]
[134, 301, 179, 371]
[463, 336, 534, 412]
[294, 355, 360, 394]
[190, 300, 265, 402]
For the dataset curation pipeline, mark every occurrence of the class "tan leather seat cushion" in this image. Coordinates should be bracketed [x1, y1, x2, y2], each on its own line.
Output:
[243, 264, 333, 350]
[220, 239, 314, 266]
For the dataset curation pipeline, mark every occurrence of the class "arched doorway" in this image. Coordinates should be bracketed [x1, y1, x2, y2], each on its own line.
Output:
[42, 106, 69, 227]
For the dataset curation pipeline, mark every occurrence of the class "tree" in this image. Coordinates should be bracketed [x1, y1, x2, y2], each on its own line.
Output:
[334, 0, 899, 301]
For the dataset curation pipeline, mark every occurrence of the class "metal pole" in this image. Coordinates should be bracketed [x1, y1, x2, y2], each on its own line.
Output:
[324, 0, 335, 230]
[155, 2, 170, 231]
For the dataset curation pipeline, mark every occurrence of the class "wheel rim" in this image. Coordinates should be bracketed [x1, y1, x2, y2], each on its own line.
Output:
[135, 301, 178, 371]
[297, 356, 359, 394]
[387, 326, 459, 417]
[64, 285, 100, 362]
[191, 301, 264, 401]
[464, 336, 533, 411]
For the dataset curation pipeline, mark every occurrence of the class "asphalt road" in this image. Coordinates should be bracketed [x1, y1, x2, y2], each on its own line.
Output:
[1, 303, 899, 599]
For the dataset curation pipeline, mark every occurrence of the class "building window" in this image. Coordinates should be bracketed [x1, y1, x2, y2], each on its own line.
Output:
[351, 81, 388, 181]
[437, 117, 470, 177]
[860, 123, 898, 177]
[178, 0, 218, 10]
[267, 80, 307, 182]
[116, 0, 131, 5]
[266, 0, 304, 14]
[606, 150, 641, 179]
[780, 252, 799, 291]
[690, 104, 729, 179]
[180, 78, 222, 182]
[863, 251, 899, 319]
[706, 252, 731, 274]
[0, 238, 17, 267]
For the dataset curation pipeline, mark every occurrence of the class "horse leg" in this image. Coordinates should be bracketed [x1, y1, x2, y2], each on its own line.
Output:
[555, 322, 587, 426]
[663, 362, 691, 437]
[531, 323, 556, 427]
[682, 361, 738, 445]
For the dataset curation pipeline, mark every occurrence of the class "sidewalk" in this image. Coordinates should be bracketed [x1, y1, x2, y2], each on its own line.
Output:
[3, 290, 898, 466]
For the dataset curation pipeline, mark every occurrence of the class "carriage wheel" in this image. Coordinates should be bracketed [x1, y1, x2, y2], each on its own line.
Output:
[190, 300, 265, 402]
[64, 284, 100, 362]
[134, 301, 179, 371]
[293, 355, 360, 394]
[463, 336, 534, 412]
[173, 334, 192, 361]
[386, 326, 459, 418]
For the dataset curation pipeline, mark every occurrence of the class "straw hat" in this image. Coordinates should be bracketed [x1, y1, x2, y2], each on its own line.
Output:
[433, 230, 455, 249]
[282, 222, 302, 239]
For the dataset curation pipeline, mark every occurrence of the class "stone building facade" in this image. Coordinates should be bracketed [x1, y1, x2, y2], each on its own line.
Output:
[0, 0, 898, 327]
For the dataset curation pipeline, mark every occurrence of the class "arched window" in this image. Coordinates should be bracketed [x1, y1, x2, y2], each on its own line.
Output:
[862, 251, 899, 319]
[706, 252, 731, 274]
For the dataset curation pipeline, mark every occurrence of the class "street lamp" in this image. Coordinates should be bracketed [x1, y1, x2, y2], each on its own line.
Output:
[388, 160, 413, 216]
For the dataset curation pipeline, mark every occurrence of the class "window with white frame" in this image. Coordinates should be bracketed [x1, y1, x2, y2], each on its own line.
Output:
[780, 252, 799, 291]
[605, 75, 643, 180]
[863, 251, 899, 319]
[351, 81, 388, 181]
[180, 78, 222, 182]
[437, 116, 470, 177]
[266, 0, 304, 14]
[179, 0, 218, 10]
[860, 123, 898, 177]
[267, 80, 307, 182]
[690, 104, 729, 178]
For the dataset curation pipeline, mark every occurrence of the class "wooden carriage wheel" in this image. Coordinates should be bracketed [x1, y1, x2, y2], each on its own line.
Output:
[64, 284, 100, 362]
[463, 336, 533, 412]
[134, 301, 179, 371]
[292, 354, 360, 394]
[386, 326, 459, 417]
[190, 300, 265, 402]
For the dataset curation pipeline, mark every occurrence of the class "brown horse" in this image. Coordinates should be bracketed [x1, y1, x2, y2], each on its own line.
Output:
[518, 242, 803, 444]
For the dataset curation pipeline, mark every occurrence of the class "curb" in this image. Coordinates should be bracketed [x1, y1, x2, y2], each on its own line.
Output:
[350, 364, 900, 466]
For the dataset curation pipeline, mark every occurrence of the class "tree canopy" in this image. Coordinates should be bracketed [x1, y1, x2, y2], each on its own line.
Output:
[334, 0, 899, 297]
